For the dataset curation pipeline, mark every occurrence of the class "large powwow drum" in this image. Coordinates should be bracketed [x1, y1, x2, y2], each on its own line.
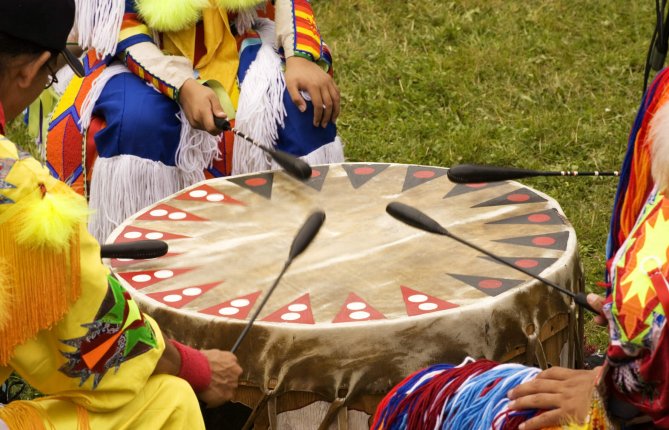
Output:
[106, 163, 583, 429]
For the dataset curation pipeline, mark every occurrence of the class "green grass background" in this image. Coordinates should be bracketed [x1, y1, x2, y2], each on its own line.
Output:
[314, 0, 656, 349]
[5, 1, 656, 360]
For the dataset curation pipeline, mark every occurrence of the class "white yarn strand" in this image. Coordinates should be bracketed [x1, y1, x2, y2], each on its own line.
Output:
[175, 111, 221, 173]
[79, 65, 129, 130]
[75, 0, 124, 57]
[232, 18, 287, 175]
[88, 155, 204, 243]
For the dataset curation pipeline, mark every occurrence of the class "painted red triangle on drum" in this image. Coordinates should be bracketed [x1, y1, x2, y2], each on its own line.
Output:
[261, 293, 315, 324]
[136, 204, 208, 222]
[400, 286, 458, 316]
[114, 226, 190, 243]
[199, 291, 262, 320]
[110, 252, 181, 268]
[116, 268, 193, 290]
[146, 282, 221, 309]
[332, 293, 386, 323]
[175, 184, 244, 205]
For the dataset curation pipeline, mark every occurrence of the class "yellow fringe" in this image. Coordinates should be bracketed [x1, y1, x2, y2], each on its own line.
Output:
[0, 258, 10, 330]
[76, 404, 91, 430]
[0, 221, 81, 366]
[0, 400, 54, 430]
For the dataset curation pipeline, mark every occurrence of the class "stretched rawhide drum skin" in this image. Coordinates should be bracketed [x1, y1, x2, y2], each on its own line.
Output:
[106, 163, 583, 429]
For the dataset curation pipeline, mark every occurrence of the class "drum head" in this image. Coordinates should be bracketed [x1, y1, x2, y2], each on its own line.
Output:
[107, 163, 577, 326]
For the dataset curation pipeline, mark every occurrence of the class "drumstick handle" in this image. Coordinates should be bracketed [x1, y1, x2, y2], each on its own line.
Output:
[100, 240, 168, 259]
[230, 261, 291, 354]
[213, 116, 312, 181]
[442, 231, 598, 314]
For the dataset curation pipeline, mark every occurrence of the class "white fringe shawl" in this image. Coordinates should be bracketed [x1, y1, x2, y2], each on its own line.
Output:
[232, 18, 286, 175]
[88, 155, 204, 243]
[175, 111, 220, 174]
[79, 64, 130, 130]
[650, 102, 669, 192]
[75, 0, 125, 58]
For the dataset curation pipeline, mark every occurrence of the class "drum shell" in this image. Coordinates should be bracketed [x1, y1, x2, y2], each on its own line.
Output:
[107, 163, 584, 428]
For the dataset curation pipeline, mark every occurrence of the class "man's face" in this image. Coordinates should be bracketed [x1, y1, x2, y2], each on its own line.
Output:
[2, 51, 52, 120]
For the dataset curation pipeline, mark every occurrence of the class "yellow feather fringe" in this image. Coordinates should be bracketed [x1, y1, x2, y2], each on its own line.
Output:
[136, 0, 211, 32]
[136, 0, 262, 32]
[16, 185, 89, 251]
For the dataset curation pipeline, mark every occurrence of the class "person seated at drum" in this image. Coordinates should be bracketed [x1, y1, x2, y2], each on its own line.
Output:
[45, 0, 344, 243]
[507, 105, 669, 429]
[0, 1, 242, 428]
[372, 193, 666, 429]
[373, 111, 669, 429]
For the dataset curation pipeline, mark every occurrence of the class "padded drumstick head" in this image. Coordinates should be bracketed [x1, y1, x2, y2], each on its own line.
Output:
[386, 201, 599, 315]
[447, 164, 544, 183]
[100, 240, 168, 259]
[268, 149, 313, 181]
[213, 114, 313, 181]
[386, 202, 448, 236]
[288, 210, 326, 261]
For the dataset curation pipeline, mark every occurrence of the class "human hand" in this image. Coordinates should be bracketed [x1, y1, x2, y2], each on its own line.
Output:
[587, 293, 607, 326]
[285, 56, 340, 128]
[507, 367, 600, 430]
[178, 78, 227, 135]
[197, 349, 243, 408]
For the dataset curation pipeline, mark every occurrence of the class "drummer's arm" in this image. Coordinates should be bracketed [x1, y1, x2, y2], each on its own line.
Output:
[116, 8, 225, 134]
[153, 337, 243, 407]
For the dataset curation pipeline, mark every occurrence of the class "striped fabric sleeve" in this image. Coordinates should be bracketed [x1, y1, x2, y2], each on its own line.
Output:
[117, 12, 194, 101]
[275, 0, 330, 68]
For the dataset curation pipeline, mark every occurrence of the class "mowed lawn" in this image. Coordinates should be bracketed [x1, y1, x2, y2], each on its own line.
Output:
[6, 1, 654, 352]
[313, 0, 655, 349]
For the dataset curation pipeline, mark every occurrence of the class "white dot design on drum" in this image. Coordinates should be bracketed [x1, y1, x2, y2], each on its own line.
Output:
[106, 163, 582, 429]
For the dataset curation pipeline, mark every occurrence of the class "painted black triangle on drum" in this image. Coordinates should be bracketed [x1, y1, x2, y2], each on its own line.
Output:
[448, 273, 523, 297]
[342, 164, 389, 189]
[227, 172, 274, 199]
[402, 165, 448, 192]
[479, 256, 558, 277]
[494, 231, 569, 251]
[305, 166, 329, 191]
[472, 188, 547, 208]
[443, 182, 504, 199]
[486, 209, 565, 225]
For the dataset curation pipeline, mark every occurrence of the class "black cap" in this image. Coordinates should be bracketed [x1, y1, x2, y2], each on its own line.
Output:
[0, 0, 85, 77]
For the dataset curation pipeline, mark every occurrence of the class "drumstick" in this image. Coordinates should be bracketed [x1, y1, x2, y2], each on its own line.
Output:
[213, 117, 313, 181]
[100, 240, 168, 259]
[385, 202, 598, 314]
[230, 210, 326, 353]
[447, 164, 620, 184]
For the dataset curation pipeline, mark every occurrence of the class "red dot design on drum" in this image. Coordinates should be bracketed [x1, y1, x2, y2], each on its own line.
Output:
[108, 163, 574, 325]
[199, 291, 262, 320]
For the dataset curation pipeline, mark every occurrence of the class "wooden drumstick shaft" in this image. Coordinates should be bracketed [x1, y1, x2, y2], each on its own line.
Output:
[230, 211, 326, 354]
[230, 262, 290, 354]
[213, 116, 312, 180]
[386, 202, 597, 314]
[447, 164, 620, 184]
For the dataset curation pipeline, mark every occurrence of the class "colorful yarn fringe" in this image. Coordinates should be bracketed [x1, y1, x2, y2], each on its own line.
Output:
[607, 67, 669, 278]
[371, 359, 542, 430]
